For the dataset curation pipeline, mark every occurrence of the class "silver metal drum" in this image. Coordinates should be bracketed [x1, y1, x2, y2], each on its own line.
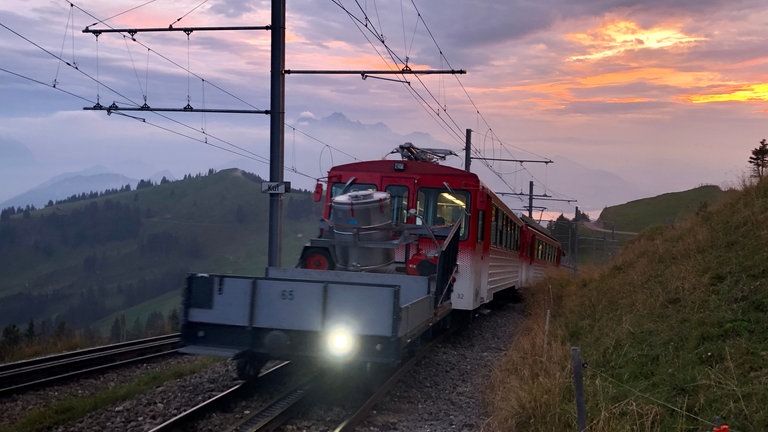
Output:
[331, 190, 394, 271]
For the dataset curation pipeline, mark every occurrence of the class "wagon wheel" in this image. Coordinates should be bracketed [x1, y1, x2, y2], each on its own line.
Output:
[301, 248, 335, 270]
[234, 350, 266, 380]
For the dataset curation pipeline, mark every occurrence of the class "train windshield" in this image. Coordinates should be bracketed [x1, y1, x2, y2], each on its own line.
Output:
[416, 187, 470, 239]
[330, 182, 376, 197]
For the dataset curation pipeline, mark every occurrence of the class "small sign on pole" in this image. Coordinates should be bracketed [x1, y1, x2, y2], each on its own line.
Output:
[261, 182, 291, 194]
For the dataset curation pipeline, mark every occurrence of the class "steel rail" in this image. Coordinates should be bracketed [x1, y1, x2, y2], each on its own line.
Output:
[147, 361, 297, 432]
[333, 326, 459, 431]
[0, 334, 181, 397]
[0, 333, 180, 373]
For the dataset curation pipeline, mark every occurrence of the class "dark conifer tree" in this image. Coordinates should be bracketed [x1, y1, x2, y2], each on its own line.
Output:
[749, 138, 768, 179]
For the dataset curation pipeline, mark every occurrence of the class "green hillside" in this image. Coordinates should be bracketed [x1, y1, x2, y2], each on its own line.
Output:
[0, 168, 320, 339]
[597, 184, 736, 233]
[489, 178, 768, 431]
[569, 185, 736, 266]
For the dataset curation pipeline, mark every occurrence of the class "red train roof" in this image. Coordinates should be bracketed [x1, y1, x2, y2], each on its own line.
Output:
[329, 159, 481, 182]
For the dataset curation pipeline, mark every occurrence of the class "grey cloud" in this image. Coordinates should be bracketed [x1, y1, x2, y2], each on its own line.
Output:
[208, 0, 268, 18]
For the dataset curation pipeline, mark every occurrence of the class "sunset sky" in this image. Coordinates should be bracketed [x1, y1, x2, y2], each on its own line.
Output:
[1, 0, 766, 217]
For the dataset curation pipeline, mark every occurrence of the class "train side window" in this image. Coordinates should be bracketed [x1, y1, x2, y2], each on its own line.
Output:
[416, 187, 470, 240]
[497, 209, 503, 247]
[477, 210, 485, 243]
[500, 215, 507, 249]
[490, 206, 498, 245]
[504, 216, 511, 250]
[385, 185, 409, 225]
[513, 224, 520, 251]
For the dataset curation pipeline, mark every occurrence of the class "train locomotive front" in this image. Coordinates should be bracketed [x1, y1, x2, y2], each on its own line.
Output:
[181, 155, 461, 377]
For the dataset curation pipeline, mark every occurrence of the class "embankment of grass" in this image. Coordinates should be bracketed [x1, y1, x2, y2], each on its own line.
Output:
[488, 179, 768, 431]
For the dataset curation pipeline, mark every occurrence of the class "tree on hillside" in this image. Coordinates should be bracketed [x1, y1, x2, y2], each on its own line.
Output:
[547, 214, 572, 239]
[136, 179, 154, 190]
[0, 207, 13, 221]
[2, 324, 21, 345]
[109, 317, 122, 343]
[167, 308, 180, 332]
[1, 324, 22, 358]
[574, 208, 591, 222]
[145, 311, 166, 336]
[749, 138, 768, 179]
[128, 317, 144, 340]
[54, 320, 70, 340]
[24, 319, 36, 342]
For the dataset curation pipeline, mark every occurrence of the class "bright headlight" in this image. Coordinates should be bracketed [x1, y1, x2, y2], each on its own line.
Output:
[326, 327, 356, 358]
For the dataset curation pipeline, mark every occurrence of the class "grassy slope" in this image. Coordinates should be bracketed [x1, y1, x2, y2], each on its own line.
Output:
[488, 179, 768, 431]
[597, 185, 735, 233]
[574, 185, 735, 267]
[0, 168, 319, 331]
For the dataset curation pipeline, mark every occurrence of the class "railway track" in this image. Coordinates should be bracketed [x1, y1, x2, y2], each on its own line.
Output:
[148, 360, 302, 432]
[0, 333, 181, 397]
[329, 327, 456, 432]
[151, 326, 456, 432]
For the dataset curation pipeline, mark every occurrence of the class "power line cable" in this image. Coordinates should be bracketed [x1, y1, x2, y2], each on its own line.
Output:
[329, 1, 526, 202]
[406, 0, 575, 206]
[82, 0, 159, 28]
[73, 2, 266, 112]
[0, 66, 93, 104]
[2, 6, 352, 185]
[1, 20, 269, 167]
[168, 0, 209, 28]
[54, 3, 76, 87]
[333, 0, 465, 146]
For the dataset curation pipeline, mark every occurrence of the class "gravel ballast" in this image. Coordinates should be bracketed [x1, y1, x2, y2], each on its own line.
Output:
[0, 302, 523, 432]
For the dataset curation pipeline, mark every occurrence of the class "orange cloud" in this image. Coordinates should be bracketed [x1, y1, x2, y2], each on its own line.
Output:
[688, 83, 768, 103]
[580, 68, 720, 88]
[567, 19, 705, 61]
[483, 19, 768, 114]
[513, 68, 719, 97]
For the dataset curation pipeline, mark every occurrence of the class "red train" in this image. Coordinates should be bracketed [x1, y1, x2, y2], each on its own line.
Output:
[181, 143, 562, 377]
[299, 143, 562, 311]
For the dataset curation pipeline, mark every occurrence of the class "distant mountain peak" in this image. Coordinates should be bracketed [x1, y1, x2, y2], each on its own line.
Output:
[1, 171, 138, 209]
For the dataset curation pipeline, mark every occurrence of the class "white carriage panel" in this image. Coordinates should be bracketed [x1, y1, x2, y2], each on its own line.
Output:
[521, 261, 531, 287]
[266, 267, 428, 306]
[325, 283, 396, 337]
[398, 295, 434, 337]
[477, 247, 490, 305]
[448, 241, 482, 310]
[188, 277, 252, 326]
[487, 248, 522, 295]
[529, 262, 548, 285]
[520, 261, 549, 287]
[253, 279, 325, 331]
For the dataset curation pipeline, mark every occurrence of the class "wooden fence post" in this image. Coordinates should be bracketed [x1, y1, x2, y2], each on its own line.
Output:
[571, 346, 587, 431]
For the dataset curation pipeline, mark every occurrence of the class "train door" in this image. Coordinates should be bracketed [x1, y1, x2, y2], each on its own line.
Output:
[414, 186, 475, 310]
[382, 176, 415, 226]
[382, 176, 416, 263]
[475, 193, 491, 306]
